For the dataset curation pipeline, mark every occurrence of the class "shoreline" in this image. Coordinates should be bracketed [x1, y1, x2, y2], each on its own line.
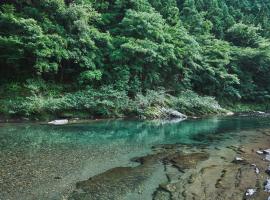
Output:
[0, 110, 269, 125]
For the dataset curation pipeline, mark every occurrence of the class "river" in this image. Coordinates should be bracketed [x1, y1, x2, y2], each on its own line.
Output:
[1, 116, 270, 200]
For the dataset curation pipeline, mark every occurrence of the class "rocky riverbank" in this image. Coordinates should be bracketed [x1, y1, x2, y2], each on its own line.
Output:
[69, 128, 270, 200]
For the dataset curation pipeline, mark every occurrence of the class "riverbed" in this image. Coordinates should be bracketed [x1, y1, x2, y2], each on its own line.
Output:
[1, 116, 270, 200]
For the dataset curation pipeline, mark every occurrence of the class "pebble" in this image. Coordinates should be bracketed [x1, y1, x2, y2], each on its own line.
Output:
[255, 167, 260, 174]
[233, 157, 247, 164]
[236, 157, 244, 161]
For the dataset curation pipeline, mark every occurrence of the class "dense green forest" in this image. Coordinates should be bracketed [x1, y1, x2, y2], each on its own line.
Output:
[1, 0, 270, 119]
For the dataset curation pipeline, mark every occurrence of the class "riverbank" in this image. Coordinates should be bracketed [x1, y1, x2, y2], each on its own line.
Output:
[0, 89, 229, 122]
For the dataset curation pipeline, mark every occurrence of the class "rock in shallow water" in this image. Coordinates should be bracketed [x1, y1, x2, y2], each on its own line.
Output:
[264, 149, 270, 155]
[256, 150, 264, 155]
[266, 155, 270, 161]
[232, 157, 248, 164]
[266, 166, 270, 176]
[265, 179, 270, 193]
[245, 188, 256, 196]
[160, 108, 187, 120]
[48, 119, 68, 125]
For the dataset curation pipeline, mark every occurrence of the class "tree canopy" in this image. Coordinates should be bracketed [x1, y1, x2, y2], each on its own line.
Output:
[1, 0, 270, 105]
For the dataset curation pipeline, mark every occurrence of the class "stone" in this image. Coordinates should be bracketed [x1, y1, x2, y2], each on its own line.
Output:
[266, 166, 270, 176]
[255, 167, 260, 174]
[263, 149, 270, 154]
[266, 154, 270, 161]
[160, 108, 187, 120]
[232, 157, 247, 164]
[256, 150, 264, 155]
[226, 111, 234, 116]
[48, 119, 68, 125]
[265, 179, 270, 193]
[245, 188, 256, 196]
[159, 183, 177, 192]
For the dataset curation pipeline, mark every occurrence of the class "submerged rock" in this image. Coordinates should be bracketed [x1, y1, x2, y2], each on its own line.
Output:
[164, 152, 209, 171]
[48, 119, 68, 125]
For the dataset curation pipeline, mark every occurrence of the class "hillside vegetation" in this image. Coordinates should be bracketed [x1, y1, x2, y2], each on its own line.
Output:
[1, 0, 270, 119]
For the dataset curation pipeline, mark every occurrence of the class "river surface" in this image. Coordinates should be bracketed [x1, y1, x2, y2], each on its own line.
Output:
[1, 116, 270, 200]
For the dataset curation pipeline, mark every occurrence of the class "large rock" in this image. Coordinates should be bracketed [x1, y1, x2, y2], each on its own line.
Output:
[160, 108, 187, 120]
[48, 119, 68, 125]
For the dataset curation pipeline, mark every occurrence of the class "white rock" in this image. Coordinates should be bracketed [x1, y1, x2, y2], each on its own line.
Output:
[266, 154, 270, 161]
[265, 179, 270, 193]
[160, 108, 187, 119]
[245, 188, 256, 196]
[255, 167, 260, 174]
[264, 149, 270, 154]
[256, 150, 264, 155]
[268, 196, 270, 200]
[48, 119, 69, 125]
[235, 157, 244, 161]
[226, 111, 234, 116]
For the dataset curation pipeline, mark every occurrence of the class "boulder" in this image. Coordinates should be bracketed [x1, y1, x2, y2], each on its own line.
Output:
[48, 119, 69, 125]
[160, 108, 187, 120]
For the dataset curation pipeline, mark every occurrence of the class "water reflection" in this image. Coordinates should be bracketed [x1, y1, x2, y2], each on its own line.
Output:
[1, 116, 270, 152]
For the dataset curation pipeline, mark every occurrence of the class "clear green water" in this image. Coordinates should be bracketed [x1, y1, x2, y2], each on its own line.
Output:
[1, 116, 270, 148]
[1, 116, 270, 199]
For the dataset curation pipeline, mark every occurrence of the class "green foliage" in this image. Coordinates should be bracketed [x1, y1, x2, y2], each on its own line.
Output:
[170, 90, 227, 116]
[226, 23, 262, 47]
[1, 0, 270, 119]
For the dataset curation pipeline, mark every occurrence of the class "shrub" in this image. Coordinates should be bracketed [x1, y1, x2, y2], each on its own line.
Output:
[170, 90, 227, 116]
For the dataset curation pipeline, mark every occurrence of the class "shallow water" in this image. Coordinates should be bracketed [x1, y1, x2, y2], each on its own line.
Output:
[1, 116, 270, 199]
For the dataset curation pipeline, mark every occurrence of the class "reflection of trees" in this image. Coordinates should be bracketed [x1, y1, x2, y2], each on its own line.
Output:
[0, 117, 269, 153]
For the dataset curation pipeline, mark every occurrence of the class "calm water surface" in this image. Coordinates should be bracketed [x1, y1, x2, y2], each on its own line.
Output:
[1, 116, 270, 199]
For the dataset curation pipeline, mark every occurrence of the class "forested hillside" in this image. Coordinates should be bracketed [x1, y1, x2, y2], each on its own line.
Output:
[1, 0, 270, 119]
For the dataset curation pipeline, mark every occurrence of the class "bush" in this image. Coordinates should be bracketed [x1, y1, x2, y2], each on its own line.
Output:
[0, 85, 227, 119]
[131, 89, 226, 118]
[0, 85, 130, 118]
[170, 90, 227, 116]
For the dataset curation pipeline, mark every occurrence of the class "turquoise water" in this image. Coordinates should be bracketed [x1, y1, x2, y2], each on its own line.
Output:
[1, 116, 270, 149]
[1, 116, 270, 199]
